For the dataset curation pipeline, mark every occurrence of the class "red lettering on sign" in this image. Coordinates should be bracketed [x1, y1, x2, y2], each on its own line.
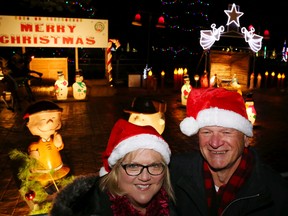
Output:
[67, 25, 76, 33]
[75, 37, 84, 45]
[86, 37, 95, 45]
[35, 24, 44, 32]
[39, 36, 49, 44]
[46, 25, 55, 32]
[57, 25, 65, 33]
[21, 23, 33, 32]
[63, 37, 73, 44]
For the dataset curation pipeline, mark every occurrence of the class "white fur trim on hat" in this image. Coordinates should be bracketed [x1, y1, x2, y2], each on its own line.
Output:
[99, 166, 108, 177]
[108, 134, 171, 167]
[180, 117, 199, 136]
[180, 107, 253, 137]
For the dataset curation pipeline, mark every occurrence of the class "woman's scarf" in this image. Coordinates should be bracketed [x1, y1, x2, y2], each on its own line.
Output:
[108, 187, 169, 216]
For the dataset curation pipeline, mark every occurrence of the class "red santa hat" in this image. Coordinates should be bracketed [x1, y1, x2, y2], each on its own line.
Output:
[99, 119, 171, 177]
[180, 87, 253, 137]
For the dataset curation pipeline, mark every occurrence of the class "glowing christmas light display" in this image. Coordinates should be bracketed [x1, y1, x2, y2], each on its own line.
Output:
[282, 40, 288, 62]
[200, 24, 224, 50]
[241, 26, 263, 52]
[199, 3, 263, 53]
[224, 3, 243, 27]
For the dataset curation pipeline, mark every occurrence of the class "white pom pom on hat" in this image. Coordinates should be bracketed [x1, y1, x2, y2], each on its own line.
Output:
[180, 87, 253, 137]
[99, 119, 171, 177]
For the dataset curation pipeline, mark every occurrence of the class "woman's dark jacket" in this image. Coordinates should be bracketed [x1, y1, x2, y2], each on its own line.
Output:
[50, 175, 113, 216]
[169, 148, 288, 216]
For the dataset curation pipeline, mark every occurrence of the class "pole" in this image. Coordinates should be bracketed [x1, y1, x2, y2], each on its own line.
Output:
[75, 47, 79, 71]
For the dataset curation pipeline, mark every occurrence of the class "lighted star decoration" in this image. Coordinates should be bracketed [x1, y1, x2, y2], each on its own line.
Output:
[224, 3, 243, 27]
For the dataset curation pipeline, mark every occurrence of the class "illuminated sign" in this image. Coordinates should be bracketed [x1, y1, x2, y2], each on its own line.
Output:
[0, 15, 108, 48]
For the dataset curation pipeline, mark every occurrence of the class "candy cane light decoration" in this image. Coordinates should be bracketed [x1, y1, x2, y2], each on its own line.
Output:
[106, 39, 121, 83]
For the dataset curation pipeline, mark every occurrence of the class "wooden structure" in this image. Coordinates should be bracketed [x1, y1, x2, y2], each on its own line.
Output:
[207, 30, 254, 88]
[209, 50, 251, 87]
[30, 58, 68, 81]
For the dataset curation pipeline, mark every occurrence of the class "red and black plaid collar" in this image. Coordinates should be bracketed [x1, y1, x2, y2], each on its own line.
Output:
[203, 147, 253, 215]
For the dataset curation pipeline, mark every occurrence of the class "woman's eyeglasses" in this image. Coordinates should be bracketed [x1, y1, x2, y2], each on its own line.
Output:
[121, 163, 165, 176]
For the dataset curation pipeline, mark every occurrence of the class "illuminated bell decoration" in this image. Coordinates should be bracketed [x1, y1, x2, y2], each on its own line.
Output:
[132, 13, 142, 26]
[156, 16, 165, 28]
[263, 29, 270, 40]
[158, 16, 165, 24]
[25, 190, 36, 201]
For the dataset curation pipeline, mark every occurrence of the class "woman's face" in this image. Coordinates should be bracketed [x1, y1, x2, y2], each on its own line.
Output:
[118, 149, 165, 212]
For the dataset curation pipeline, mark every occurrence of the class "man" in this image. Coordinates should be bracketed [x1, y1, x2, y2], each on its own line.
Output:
[170, 87, 288, 216]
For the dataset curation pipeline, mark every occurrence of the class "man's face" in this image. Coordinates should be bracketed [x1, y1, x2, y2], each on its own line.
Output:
[198, 126, 249, 173]
[27, 111, 62, 139]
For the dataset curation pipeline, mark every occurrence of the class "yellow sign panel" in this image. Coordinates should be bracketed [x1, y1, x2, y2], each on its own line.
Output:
[0, 15, 108, 48]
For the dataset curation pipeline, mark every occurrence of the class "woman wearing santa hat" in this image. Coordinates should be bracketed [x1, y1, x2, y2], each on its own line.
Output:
[50, 119, 175, 216]
[170, 87, 288, 216]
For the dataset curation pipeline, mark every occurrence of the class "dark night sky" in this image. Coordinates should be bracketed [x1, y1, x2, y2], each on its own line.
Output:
[209, 1, 288, 49]
[0, 0, 287, 51]
[100, 0, 288, 51]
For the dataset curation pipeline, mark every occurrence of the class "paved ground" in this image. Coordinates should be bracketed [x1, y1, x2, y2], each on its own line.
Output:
[0, 85, 288, 215]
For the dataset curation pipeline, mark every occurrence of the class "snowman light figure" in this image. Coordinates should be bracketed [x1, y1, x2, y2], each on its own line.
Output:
[54, 71, 68, 100]
[181, 75, 192, 106]
[124, 96, 166, 135]
[23, 100, 70, 186]
[72, 71, 87, 100]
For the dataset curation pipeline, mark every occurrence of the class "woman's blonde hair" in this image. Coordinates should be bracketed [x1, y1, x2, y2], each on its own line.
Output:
[99, 150, 175, 203]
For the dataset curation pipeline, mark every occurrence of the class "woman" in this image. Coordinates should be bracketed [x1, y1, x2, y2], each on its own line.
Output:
[50, 119, 175, 216]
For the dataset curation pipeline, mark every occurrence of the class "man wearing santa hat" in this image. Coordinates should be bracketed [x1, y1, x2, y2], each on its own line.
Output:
[170, 87, 288, 216]
[50, 119, 176, 215]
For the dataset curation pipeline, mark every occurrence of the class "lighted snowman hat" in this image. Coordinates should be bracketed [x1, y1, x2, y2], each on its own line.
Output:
[183, 74, 190, 81]
[75, 69, 83, 76]
[57, 71, 64, 76]
[180, 87, 253, 137]
[99, 119, 171, 177]
[124, 96, 167, 114]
